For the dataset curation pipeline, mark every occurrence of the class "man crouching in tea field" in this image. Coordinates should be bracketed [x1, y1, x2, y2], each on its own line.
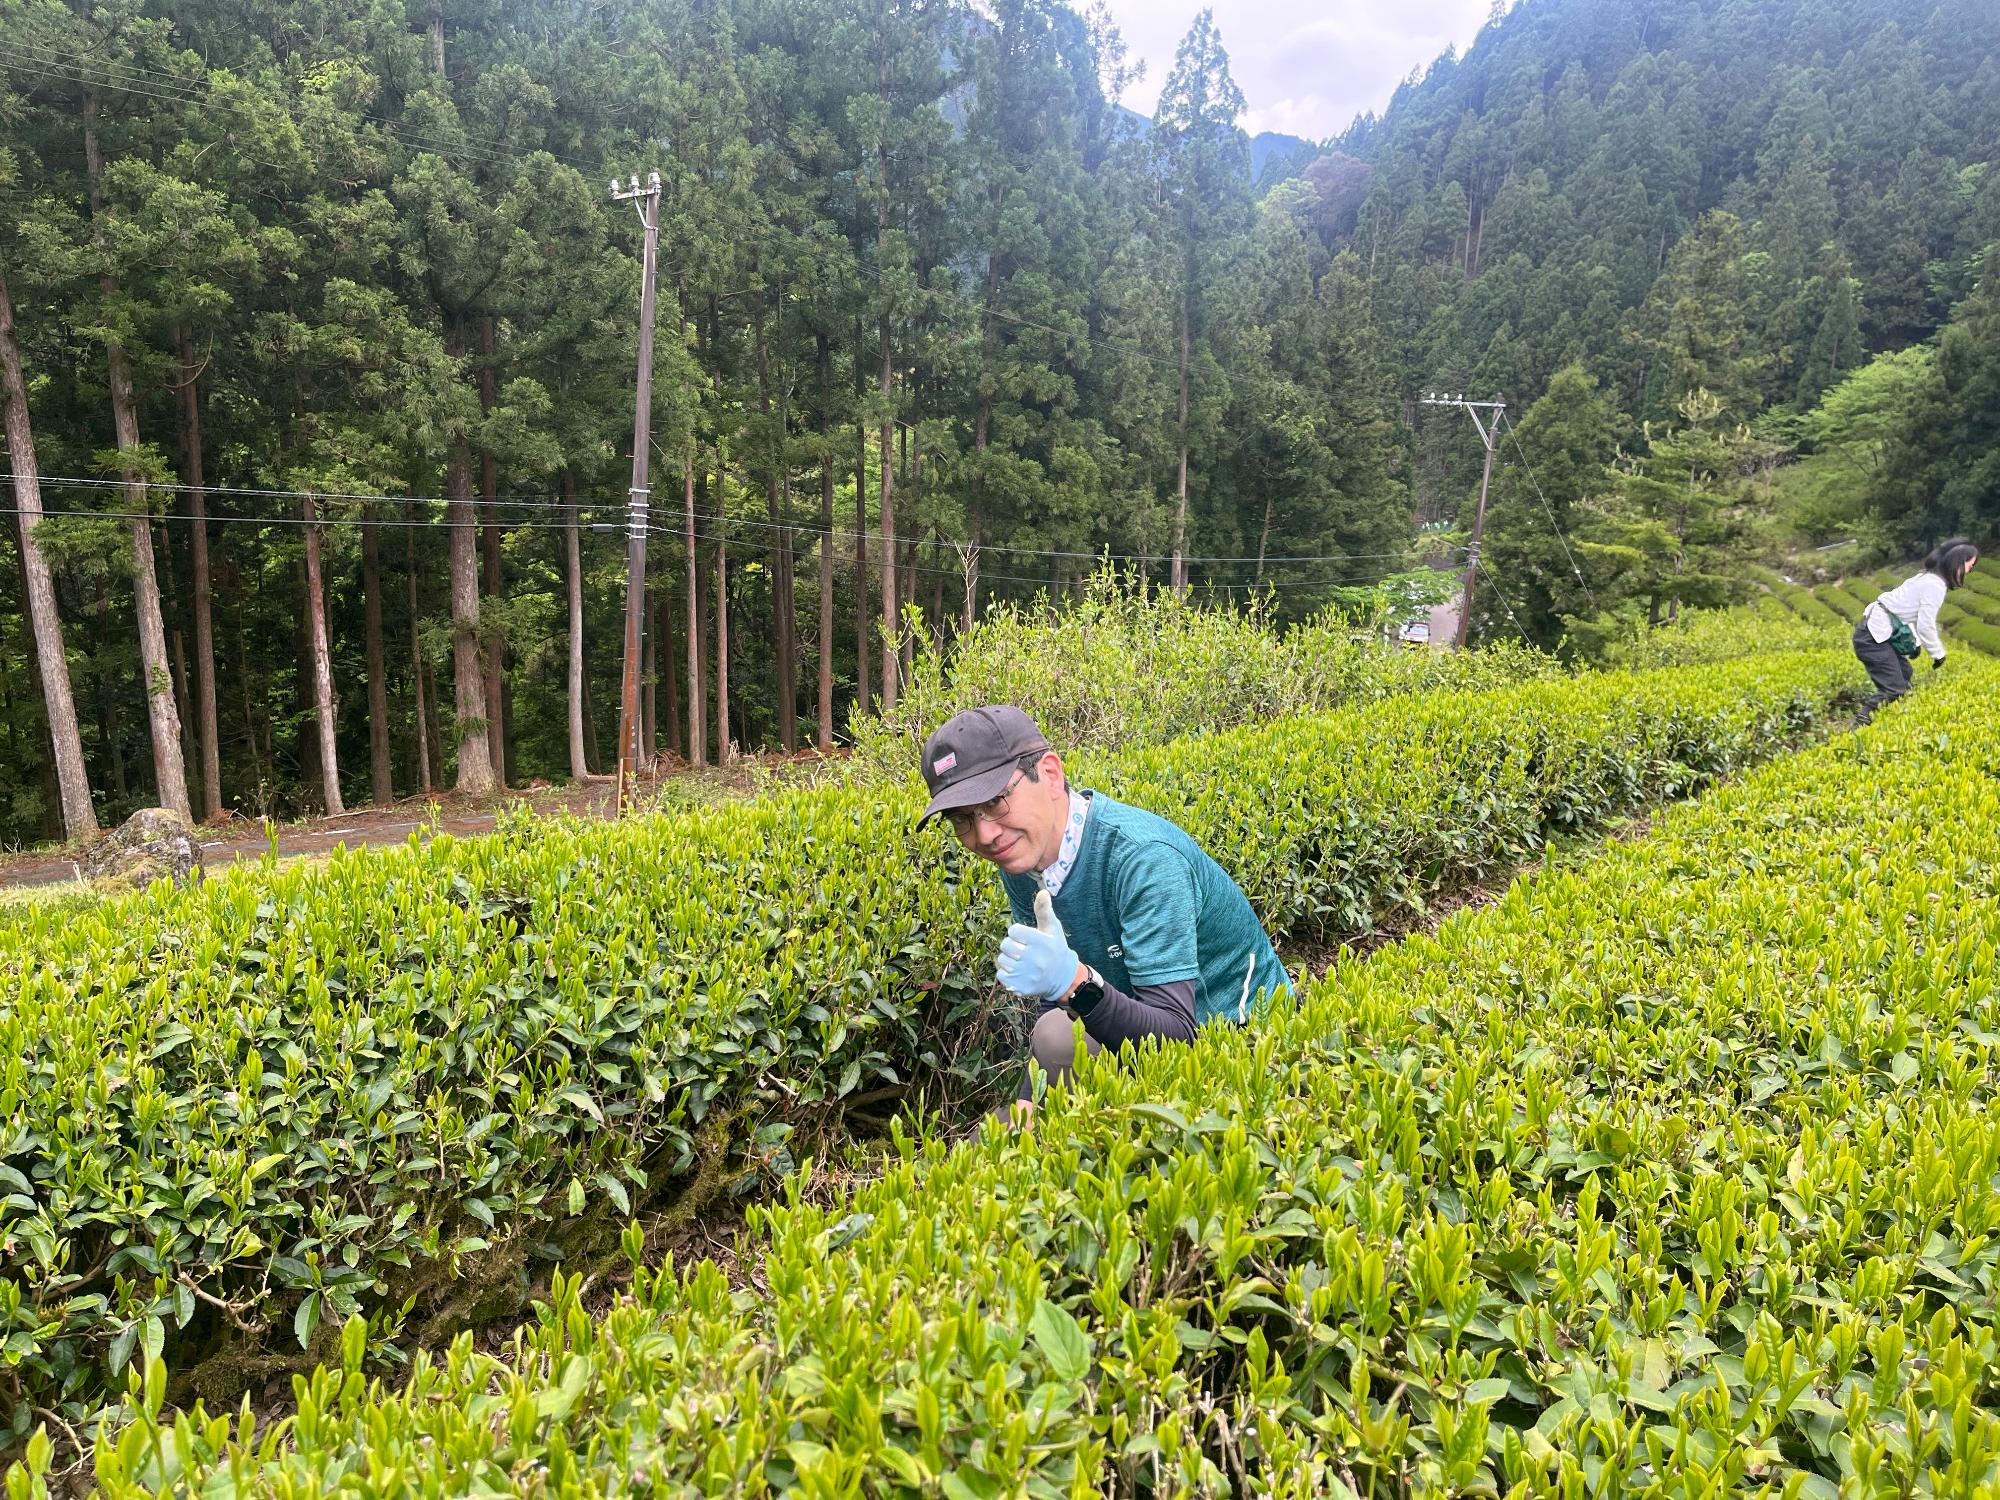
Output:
[920, 705, 1292, 1124]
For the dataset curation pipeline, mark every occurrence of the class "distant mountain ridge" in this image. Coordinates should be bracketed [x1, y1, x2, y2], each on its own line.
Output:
[1109, 101, 1320, 186]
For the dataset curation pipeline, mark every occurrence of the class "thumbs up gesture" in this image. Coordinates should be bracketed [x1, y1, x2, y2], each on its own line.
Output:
[997, 890, 1085, 1001]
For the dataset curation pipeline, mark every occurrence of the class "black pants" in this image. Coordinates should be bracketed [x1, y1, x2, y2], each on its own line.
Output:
[1853, 620, 1913, 716]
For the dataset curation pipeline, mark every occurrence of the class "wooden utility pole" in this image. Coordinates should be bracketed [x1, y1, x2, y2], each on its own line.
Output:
[612, 170, 663, 811]
[1420, 393, 1505, 648]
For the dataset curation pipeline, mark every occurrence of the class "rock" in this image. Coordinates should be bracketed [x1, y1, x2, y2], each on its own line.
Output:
[79, 807, 203, 891]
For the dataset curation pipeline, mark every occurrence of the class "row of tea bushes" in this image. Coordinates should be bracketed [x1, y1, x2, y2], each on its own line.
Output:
[60, 657, 2000, 1498]
[843, 566, 1558, 774]
[0, 653, 1854, 1447]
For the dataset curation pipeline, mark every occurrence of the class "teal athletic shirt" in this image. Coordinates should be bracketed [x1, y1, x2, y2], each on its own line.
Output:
[1000, 790, 1292, 1027]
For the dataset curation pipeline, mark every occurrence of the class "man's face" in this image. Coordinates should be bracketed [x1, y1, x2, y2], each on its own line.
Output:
[949, 752, 1068, 875]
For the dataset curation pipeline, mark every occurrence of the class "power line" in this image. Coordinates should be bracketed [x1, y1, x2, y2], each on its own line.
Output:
[677, 503, 1453, 567]
[17, 474, 597, 511]
[1474, 567, 1540, 650]
[11, 476, 1458, 571]
[0, 498, 1449, 592]
[0, 505, 621, 534]
[1500, 411, 1595, 610]
[680, 520, 1428, 593]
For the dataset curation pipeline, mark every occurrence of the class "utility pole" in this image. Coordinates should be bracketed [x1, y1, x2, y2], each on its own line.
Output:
[1419, 392, 1505, 648]
[613, 170, 663, 812]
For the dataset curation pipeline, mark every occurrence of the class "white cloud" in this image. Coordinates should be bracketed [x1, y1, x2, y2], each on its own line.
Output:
[1107, 0, 1505, 138]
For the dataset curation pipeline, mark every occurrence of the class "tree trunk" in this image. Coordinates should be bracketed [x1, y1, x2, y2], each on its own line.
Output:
[360, 505, 392, 804]
[175, 325, 221, 821]
[154, 516, 196, 807]
[683, 449, 706, 766]
[477, 318, 507, 785]
[750, 298, 798, 752]
[0, 258, 95, 837]
[931, 553, 945, 647]
[1255, 496, 1275, 585]
[959, 542, 979, 636]
[714, 522, 731, 763]
[966, 234, 1000, 631]
[84, 88, 190, 819]
[231, 585, 265, 802]
[853, 417, 871, 718]
[900, 535, 917, 678]
[1172, 284, 1191, 598]
[10, 554, 64, 841]
[564, 469, 590, 779]
[301, 492, 344, 816]
[406, 515, 432, 797]
[580, 655, 600, 772]
[660, 585, 680, 762]
[816, 333, 835, 752]
[876, 141, 899, 711]
[445, 420, 494, 793]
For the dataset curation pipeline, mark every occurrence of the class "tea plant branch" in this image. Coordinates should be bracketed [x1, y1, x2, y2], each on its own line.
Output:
[176, 1274, 260, 1335]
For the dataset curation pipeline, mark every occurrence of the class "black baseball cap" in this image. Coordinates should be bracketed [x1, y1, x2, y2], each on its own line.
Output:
[918, 705, 1052, 826]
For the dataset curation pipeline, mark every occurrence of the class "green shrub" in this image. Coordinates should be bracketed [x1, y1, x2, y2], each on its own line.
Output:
[847, 568, 1553, 772]
[1947, 585, 2000, 630]
[0, 655, 1854, 1452]
[1956, 564, 2000, 603]
[1756, 571, 1845, 628]
[1599, 603, 1826, 669]
[75, 660, 2000, 1499]
[1814, 581, 1867, 622]
[1948, 614, 2000, 655]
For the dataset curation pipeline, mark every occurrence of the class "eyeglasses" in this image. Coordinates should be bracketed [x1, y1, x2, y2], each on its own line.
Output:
[944, 762, 1037, 836]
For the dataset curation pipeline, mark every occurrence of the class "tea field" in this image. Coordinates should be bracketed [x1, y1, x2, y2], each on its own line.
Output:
[37, 654, 1994, 1498]
[1760, 560, 2000, 659]
[12, 643, 1994, 1497]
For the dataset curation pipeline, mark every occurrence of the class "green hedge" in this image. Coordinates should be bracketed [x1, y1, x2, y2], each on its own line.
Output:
[1948, 614, 2000, 655]
[0, 655, 1853, 1452]
[1757, 571, 1845, 628]
[1956, 565, 2000, 603]
[1947, 585, 2000, 631]
[1813, 581, 1868, 622]
[847, 568, 1555, 771]
[66, 660, 2000, 1499]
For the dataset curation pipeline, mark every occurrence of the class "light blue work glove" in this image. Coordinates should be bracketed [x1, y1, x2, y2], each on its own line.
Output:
[996, 890, 1082, 1001]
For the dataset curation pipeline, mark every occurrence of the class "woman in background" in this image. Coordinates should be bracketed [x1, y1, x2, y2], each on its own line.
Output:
[1854, 536, 1979, 723]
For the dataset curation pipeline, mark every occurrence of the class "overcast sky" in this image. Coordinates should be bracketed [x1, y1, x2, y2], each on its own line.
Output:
[1102, 0, 1506, 141]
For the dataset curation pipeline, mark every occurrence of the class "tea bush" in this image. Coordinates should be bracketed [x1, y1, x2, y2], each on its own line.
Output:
[0, 654, 1851, 1451]
[1597, 605, 1825, 670]
[1814, 583, 1867, 623]
[847, 569, 1554, 772]
[1759, 573, 1845, 629]
[63, 658, 2000, 1498]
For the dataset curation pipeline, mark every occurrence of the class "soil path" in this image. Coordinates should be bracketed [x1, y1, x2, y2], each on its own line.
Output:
[0, 752, 836, 891]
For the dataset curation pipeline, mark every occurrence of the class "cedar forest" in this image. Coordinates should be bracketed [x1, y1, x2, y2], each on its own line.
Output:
[0, 0, 1996, 845]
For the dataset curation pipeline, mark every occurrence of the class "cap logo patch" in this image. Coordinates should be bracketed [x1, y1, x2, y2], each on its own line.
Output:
[932, 752, 957, 774]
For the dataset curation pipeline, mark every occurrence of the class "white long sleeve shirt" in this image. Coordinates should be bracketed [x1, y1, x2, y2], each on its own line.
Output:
[1866, 572, 1947, 661]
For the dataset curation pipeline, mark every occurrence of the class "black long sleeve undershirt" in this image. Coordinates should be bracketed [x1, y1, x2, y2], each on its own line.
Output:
[1047, 975, 1198, 1047]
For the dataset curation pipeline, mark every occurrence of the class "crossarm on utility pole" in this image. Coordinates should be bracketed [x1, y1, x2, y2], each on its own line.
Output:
[1416, 393, 1505, 649]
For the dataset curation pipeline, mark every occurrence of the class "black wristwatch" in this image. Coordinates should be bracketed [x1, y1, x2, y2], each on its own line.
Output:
[1068, 966, 1106, 1017]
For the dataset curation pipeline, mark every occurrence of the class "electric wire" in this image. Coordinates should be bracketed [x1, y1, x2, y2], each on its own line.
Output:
[1500, 410, 1596, 609]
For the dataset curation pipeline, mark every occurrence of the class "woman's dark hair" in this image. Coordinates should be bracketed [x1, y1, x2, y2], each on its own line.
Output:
[1924, 537, 1980, 589]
